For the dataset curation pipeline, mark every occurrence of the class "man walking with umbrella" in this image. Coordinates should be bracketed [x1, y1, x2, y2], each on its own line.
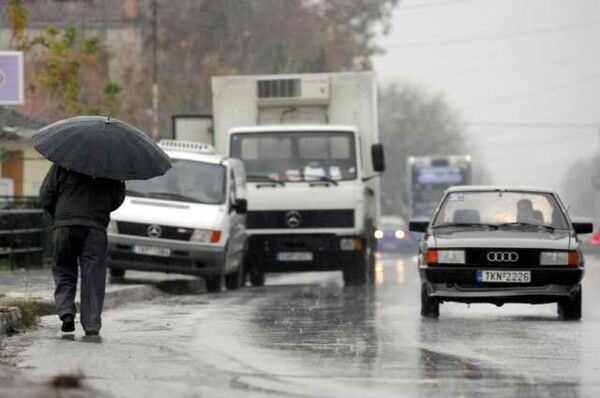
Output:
[40, 165, 125, 335]
[34, 116, 171, 335]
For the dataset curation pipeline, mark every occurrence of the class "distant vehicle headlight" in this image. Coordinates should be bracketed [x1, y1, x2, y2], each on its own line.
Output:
[395, 230, 405, 239]
[107, 220, 118, 234]
[374, 230, 384, 240]
[190, 229, 221, 243]
[437, 250, 465, 264]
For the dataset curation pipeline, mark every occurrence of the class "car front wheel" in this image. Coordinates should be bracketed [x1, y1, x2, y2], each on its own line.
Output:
[558, 285, 582, 320]
[421, 284, 440, 318]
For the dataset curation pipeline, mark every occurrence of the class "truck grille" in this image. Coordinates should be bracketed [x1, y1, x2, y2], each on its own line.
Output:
[116, 222, 193, 241]
[246, 210, 354, 229]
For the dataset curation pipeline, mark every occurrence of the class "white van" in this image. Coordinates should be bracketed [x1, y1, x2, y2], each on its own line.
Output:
[107, 140, 247, 293]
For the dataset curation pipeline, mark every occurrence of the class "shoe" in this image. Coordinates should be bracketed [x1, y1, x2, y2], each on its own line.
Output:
[61, 315, 75, 333]
[85, 330, 100, 336]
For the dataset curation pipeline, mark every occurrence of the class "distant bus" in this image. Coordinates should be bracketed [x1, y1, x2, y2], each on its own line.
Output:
[406, 155, 471, 219]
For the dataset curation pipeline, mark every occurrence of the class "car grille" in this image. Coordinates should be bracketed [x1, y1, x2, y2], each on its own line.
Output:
[247, 209, 354, 229]
[117, 222, 193, 241]
[466, 248, 540, 267]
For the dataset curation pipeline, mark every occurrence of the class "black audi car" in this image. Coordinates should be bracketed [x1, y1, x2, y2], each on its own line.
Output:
[409, 186, 593, 320]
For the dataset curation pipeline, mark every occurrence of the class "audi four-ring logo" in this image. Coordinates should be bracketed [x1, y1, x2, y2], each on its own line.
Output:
[487, 251, 519, 262]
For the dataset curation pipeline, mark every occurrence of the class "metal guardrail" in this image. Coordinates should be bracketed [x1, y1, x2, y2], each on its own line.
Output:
[0, 197, 51, 269]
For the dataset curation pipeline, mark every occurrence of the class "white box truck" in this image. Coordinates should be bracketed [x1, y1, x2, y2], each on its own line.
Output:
[211, 72, 384, 286]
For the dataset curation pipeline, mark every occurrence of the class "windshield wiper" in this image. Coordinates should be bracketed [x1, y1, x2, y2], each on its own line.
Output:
[246, 175, 285, 186]
[125, 190, 148, 197]
[307, 176, 339, 186]
[498, 222, 555, 232]
[433, 222, 498, 229]
[146, 192, 210, 204]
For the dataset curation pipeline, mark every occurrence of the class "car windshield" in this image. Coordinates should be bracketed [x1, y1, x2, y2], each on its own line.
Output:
[432, 191, 570, 230]
[126, 159, 226, 204]
[230, 131, 357, 182]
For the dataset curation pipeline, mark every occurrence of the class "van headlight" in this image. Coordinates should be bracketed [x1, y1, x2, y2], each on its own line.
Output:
[190, 230, 222, 243]
[107, 220, 118, 234]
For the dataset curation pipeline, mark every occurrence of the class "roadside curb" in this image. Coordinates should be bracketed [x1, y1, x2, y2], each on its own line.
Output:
[0, 307, 21, 336]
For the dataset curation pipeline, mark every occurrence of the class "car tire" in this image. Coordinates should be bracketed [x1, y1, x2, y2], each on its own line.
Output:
[343, 253, 368, 286]
[249, 268, 265, 287]
[558, 285, 582, 320]
[109, 268, 125, 278]
[225, 262, 244, 290]
[421, 284, 440, 318]
[205, 274, 223, 293]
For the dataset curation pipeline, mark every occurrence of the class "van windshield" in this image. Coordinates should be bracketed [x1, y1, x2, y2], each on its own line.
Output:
[126, 159, 226, 204]
[230, 131, 357, 182]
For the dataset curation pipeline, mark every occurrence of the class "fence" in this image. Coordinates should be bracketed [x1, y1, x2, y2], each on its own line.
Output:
[0, 196, 51, 269]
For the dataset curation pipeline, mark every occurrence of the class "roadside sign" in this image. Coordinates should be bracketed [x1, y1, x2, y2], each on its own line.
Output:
[172, 114, 213, 144]
[0, 52, 24, 105]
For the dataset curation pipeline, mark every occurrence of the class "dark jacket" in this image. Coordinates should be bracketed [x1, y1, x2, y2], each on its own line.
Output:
[40, 164, 126, 231]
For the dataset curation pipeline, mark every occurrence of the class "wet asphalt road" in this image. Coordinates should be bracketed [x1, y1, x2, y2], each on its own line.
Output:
[9, 252, 600, 397]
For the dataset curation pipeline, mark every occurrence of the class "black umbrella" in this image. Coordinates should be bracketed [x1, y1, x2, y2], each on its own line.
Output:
[33, 116, 171, 180]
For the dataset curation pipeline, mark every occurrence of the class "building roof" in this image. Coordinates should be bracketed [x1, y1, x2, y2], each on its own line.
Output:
[0, 107, 44, 141]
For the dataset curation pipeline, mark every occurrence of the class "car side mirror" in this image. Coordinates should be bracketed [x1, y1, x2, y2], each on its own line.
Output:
[372, 144, 385, 172]
[233, 198, 247, 214]
[573, 222, 593, 235]
[409, 220, 429, 233]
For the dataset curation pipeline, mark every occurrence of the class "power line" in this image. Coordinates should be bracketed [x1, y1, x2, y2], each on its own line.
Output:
[466, 121, 600, 129]
[399, 0, 482, 10]
[387, 19, 600, 49]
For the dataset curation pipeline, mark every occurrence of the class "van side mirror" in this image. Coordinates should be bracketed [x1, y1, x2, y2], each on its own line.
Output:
[233, 198, 247, 214]
[573, 222, 593, 235]
[372, 144, 385, 172]
[409, 220, 429, 233]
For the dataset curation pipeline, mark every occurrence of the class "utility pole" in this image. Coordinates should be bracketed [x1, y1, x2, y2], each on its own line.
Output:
[151, 0, 159, 140]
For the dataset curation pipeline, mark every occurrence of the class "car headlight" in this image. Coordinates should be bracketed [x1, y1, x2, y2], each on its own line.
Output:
[374, 230, 384, 240]
[107, 220, 118, 234]
[438, 250, 465, 264]
[190, 229, 222, 243]
[540, 252, 567, 265]
[395, 230, 405, 239]
[540, 251, 580, 266]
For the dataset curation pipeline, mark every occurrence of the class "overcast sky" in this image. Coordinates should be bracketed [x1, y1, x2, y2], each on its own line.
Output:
[373, 0, 600, 194]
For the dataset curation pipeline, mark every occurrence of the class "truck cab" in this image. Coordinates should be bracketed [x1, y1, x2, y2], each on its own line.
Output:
[212, 72, 384, 286]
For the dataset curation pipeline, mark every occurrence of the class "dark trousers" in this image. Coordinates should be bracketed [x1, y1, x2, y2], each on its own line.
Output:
[53, 226, 108, 332]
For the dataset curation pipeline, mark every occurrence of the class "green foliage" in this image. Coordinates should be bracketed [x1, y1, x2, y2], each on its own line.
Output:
[17, 299, 38, 328]
[6, 2, 121, 118]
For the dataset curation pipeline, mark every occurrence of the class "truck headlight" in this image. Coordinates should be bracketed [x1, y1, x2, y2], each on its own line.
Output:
[340, 238, 363, 251]
[540, 252, 568, 266]
[107, 220, 118, 234]
[190, 230, 222, 243]
[437, 250, 465, 264]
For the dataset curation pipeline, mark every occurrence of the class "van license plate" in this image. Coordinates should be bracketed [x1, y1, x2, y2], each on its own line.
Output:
[132, 245, 171, 257]
[476, 270, 530, 283]
[277, 252, 313, 261]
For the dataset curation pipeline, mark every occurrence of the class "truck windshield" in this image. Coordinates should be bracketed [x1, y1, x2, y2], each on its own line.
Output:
[126, 159, 226, 204]
[230, 131, 357, 182]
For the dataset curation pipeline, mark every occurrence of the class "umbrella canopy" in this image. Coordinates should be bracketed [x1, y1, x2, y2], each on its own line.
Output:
[33, 116, 171, 180]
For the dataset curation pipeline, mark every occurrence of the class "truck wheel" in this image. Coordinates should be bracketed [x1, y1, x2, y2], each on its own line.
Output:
[225, 262, 244, 290]
[558, 285, 582, 320]
[205, 274, 223, 293]
[343, 254, 368, 286]
[421, 284, 439, 318]
[109, 268, 125, 278]
[249, 269, 265, 287]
